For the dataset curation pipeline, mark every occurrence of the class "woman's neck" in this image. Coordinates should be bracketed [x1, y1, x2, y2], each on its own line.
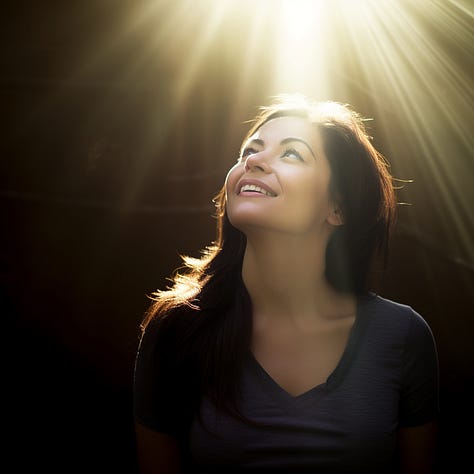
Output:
[241, 233, 353, 325]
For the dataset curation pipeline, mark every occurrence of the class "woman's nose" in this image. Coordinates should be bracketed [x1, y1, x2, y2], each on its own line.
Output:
[244, 150, 271, 173]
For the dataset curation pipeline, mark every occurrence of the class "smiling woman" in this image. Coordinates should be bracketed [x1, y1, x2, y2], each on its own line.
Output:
[226, 115, 334, 231]
[133, 94, 439, 473]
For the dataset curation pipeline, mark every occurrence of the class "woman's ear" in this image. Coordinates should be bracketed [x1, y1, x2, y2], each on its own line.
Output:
[327, 205, 344, 226]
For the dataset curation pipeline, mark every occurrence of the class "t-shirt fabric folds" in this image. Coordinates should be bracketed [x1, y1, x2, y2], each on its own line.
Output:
[133, 293, 439, 473]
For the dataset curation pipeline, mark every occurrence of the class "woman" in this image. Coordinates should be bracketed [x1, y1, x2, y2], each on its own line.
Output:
[133, 95, 439, 473]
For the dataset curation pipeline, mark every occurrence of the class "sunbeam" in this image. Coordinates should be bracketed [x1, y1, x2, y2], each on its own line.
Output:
[36, 0, 472, 264]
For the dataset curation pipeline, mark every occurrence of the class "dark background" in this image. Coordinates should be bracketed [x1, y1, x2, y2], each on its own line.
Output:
[2, 1, 473, 472]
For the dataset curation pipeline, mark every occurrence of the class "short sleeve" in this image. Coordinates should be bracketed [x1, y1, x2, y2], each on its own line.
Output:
[398, 309, 440, 427]
[133, 316, 192, 438]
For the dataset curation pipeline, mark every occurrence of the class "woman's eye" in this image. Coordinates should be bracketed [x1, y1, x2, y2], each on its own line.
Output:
[283, 148, 303, 161]
[241, 147, 258, 159]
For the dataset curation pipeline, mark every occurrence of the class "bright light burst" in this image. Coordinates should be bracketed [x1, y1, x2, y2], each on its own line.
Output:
[70, 0, 473, 266]
[273, 0, 326, 94]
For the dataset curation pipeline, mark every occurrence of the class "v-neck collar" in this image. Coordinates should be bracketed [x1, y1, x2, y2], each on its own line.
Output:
[246, 292, 375, 405]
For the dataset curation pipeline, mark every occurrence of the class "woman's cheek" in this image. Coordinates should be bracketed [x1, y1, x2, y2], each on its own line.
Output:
[224, 163, 242, 198]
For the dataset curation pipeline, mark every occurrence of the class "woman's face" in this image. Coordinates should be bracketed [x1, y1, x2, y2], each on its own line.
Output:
[225, 116, 342, 237]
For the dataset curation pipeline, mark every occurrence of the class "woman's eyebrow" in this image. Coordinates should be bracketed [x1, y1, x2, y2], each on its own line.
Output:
[242, 137, 316, 159]
[280, 137, 316, 159]
[243, 138, 264, 148]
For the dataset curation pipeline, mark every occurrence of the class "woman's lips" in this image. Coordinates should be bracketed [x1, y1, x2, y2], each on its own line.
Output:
[237, 179, 277, 197]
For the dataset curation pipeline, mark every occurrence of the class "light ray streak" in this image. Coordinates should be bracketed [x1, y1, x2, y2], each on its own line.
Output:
[272, 0, 327, 95]
[335, 0, 473, 262]
[39, 0, 471, 262]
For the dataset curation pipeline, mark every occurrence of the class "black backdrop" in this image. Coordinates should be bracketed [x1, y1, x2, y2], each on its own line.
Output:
[2, 1, 473, 472]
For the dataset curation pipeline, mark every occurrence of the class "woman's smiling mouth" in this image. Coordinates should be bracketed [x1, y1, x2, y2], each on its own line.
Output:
[239, 184, 276, 197]
[237, 180, 277, 197]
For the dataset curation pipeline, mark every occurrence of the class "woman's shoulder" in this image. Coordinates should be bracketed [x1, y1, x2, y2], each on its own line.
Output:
[362, 291, 421, 316]
[136, 305, 194, 363]
[353, 293, 438, 368]
[360, 291, 434, 339]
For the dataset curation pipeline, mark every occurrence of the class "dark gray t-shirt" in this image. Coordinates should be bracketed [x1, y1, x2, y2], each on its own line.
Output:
[134, 293, 439, 473]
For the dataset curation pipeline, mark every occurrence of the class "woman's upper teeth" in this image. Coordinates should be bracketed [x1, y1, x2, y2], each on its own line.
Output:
[240, 184, 274, 196]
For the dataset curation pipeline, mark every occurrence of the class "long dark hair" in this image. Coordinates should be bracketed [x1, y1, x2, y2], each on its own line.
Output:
[140, 95, 396, 423]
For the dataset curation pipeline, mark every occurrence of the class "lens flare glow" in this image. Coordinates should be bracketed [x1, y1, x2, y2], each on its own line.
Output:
[60, 0, 473, 267]
[273, 0, 326, 94]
